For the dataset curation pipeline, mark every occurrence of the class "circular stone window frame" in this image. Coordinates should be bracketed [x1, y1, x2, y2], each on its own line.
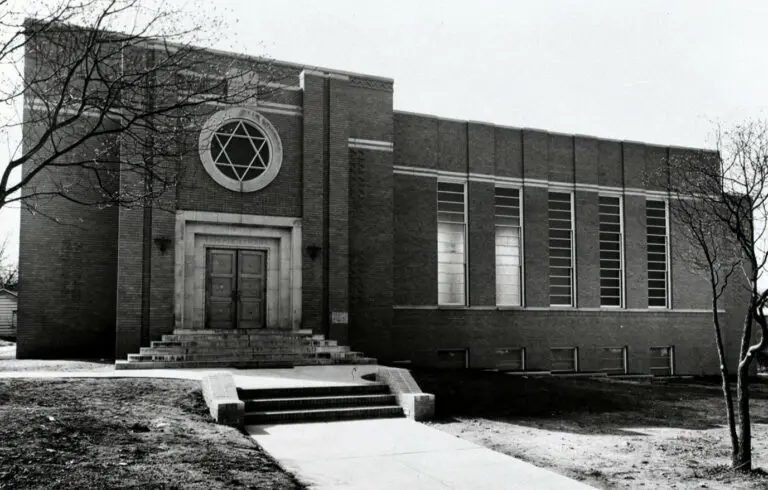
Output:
[198, 107, 283, 193]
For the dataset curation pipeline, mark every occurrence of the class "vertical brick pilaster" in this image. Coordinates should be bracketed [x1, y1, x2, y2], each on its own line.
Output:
[301, 71, 327, 335]
[116, 187, 144, 359]
[575, 191, 600, 307]
[467, 181, 495, 305]
[149, 178, 177, 341]
[328, 75, 350, 343]
[467, 123, 495, 306]
[624, 194, 648, 308]
[523, 186, 549, 307]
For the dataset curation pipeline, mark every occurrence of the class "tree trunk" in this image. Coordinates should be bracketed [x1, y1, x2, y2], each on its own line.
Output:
[711, 296, 739, 466]
[734, 302, 755, 473]
[736, 359, 752, 472]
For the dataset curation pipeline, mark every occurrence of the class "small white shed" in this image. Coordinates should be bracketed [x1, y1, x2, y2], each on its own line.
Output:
[0, 289, 17, 338]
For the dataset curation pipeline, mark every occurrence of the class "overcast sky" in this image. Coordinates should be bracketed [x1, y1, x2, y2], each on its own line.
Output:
[4, 0, 768, 285]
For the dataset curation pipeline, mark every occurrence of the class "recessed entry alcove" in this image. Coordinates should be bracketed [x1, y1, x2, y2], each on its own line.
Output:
[174, 211, 302, 331]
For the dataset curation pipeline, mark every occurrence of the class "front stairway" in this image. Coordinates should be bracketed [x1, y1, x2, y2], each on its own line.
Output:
[240, 383, 405, 424]
[115, 329, 376, 369]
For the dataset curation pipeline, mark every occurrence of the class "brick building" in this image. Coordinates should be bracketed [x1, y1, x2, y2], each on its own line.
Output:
[18, 41, 745, 374]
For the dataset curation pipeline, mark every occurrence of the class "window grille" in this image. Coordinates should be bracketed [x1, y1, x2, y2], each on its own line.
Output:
[646, 200, 669, 307]
[548, 192, 574, 306]
[599, 196, 623, 307]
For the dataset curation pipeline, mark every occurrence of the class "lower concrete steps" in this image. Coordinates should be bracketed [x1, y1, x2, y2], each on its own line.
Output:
[116, 329, 376, 369]
[240, 383, 405, 425]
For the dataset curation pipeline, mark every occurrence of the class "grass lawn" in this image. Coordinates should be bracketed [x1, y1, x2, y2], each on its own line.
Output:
[413, 369, 768, 489]
[0, 378, 305, 489]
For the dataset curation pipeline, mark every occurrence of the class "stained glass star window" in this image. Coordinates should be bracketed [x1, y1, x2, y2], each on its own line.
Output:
[209, 120, 271, 182]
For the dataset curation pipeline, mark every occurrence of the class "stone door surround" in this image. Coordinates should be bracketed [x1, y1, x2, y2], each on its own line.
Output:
[174, 211, 302, 331]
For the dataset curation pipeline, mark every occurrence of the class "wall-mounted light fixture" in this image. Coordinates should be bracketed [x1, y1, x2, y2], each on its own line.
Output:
[154, 237, 173, 254]
[305, 244, 322, 261]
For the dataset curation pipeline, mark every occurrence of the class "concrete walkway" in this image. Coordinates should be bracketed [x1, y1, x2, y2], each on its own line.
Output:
[248, 418, 594, 489]
[0, 364, 379, 388]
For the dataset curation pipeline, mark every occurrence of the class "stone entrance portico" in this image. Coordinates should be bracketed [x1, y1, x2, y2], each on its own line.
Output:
[174, 211, 303, 331]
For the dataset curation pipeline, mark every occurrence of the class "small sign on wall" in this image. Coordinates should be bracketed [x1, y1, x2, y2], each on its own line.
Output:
[331, 311, 348, 324]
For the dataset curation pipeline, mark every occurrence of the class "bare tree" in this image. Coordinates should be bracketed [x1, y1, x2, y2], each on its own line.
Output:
[2, 0, 286, 218]
[661, 121, 768, 473]
[0, 234, 17, 289]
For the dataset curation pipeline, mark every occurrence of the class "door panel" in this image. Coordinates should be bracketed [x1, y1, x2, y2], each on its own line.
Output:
[206, 249, 236, 329]
[205, 248, 267, 329]
[237, 250, 266, 329]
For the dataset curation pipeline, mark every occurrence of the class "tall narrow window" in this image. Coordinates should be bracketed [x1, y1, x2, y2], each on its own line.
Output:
[548, 191, 574, 306]
[646, 200, 669, 308]
[495, 187, 522, 306]
[437, 181, 466, 305]
[599, 195, 623, 307]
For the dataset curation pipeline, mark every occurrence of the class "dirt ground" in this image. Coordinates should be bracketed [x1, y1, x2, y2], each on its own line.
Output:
[0, 340, 113, 371]
[413, 369, 768, 489]
[0, 378, 305, 489]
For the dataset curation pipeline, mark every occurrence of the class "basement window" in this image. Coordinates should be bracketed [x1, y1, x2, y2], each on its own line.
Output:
[650, 346, 675, 376]
[551, 347, 578, 373]
[600, 346, 628, 374]
[495, 347, 525, 371]
[437, 349, 468, 369]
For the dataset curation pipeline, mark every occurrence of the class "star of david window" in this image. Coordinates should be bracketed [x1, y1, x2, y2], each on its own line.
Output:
[198, 108, 283, 192]
[210, 120, 270, 182]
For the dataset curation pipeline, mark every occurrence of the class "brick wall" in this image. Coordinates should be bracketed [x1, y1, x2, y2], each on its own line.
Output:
[327, 76, 350, 343]
[393, 175, 437, 306]
[392, 308, 725, 375]
[391, 112, 747, 374]
[18, 119, 119, 359]
[347, 80, 395, 360]
[301, 72, 327, 335]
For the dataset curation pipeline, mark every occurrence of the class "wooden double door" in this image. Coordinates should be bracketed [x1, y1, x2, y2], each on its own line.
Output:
[205, 248, 266, 329]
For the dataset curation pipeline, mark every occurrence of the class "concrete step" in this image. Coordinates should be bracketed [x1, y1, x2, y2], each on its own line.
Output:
[115, 359, 295, 370]
[173, 329, 299, 336]
[245, 394, 397, 411]
[128, 353, 301, 362]
[161, 336, 301, 345]
[244, 405, 405, 425]
[295, 356, 378, 365]
[238, 383, 389, 400]
[140, 346, 328, 356]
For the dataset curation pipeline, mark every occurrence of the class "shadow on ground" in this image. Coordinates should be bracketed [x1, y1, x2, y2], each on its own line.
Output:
[412, 369, 768, 436]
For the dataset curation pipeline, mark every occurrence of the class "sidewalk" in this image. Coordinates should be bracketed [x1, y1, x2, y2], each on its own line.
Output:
[248, 418, 594, 489]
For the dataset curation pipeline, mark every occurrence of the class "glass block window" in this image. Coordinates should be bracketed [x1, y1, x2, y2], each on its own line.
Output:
[599, 196, 623, 307]
[495, 187, 522, 306]
[646, 200, 669, 308]
[548, 192, 574, 306]
[495, 347, 525, 371]
[600, 347, 628, 374]
[437, 181, 466, 305]
[551, 347, 578, 372]
[650, 346, 674, 375]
